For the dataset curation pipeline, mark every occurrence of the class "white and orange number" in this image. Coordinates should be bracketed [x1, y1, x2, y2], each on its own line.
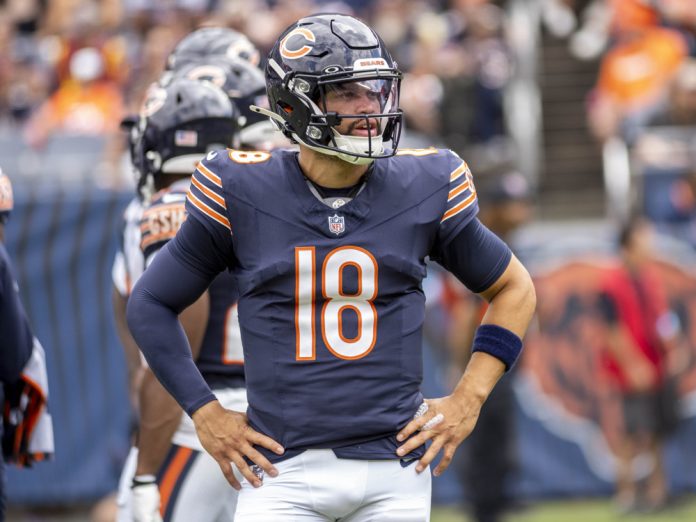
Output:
[295, 246, 378, 361]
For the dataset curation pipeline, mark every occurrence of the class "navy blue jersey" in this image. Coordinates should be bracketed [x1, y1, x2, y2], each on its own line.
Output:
[180, 146, 492, 460]
[140, 180, 243, 384]
[0, 243, 32, 384]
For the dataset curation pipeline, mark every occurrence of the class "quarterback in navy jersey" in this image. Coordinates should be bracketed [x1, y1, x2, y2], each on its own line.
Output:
[128, 13, 536, 521]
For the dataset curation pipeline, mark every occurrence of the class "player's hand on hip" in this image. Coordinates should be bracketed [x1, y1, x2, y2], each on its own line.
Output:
[192, 400, 284, 490]
[395, 395, 483, 477]
[131, 481, 162, 522]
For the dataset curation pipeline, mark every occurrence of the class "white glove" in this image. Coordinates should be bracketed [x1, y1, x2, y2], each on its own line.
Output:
[131, 477, 163, 522]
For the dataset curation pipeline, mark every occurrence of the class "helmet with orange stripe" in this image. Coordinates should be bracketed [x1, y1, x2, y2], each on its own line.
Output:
[254, 14, 403, 165]
[132, 78, 241, 201]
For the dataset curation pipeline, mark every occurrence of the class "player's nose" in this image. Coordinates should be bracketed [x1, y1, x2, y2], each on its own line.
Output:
[355, 93, 380, 114]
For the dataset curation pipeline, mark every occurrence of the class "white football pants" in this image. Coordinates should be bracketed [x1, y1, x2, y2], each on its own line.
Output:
[234, 448, 432, 521]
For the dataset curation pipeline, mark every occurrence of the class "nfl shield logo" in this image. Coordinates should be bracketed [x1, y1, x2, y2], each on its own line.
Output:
[328, 214, 345, 235]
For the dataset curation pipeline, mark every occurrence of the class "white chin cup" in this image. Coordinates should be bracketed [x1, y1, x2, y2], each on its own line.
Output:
[296, 131, 384, 166]
[332, 133, 384, 165]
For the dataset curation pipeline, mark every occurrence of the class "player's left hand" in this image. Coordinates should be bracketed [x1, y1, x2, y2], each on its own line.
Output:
[395, 393, 484, 477]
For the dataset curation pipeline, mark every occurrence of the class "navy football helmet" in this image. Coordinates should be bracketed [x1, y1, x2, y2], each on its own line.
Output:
[132, 78, 240, 200]
[166, 27, 260, 70]
[161, 57, 271, 148]
[254, 14, 403, 165]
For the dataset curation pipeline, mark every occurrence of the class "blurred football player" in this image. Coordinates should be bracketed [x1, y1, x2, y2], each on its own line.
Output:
[116, 78, 245, 522]
[110, 26, 276, 522]
[165, 27, 260, 70]
[162, 52, 281, 152]
[112, 26, 269, 414]
[127, 14, 536, 521]
[0, 171, 41, 518]
[0, 172, 54, 475]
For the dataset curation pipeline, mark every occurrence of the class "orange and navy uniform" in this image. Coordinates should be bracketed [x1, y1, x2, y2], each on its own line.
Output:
[140, 178, 244, 382]
[129, 147, 512, 464]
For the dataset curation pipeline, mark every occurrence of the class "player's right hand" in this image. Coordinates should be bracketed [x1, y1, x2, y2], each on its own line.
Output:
[192, 400, 284, 490]
[131, 482, 162, 522]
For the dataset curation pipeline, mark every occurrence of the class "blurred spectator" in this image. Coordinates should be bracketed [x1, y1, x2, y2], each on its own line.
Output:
[23, 47, 124, 148]
[440, 169, 533, 522]
[649, 59, 696, 127]
[598, 217, 687, 513]
[609, 0, 660, 36]
[659, 0, 696, 31]
[428, 1, 513, 153]
[587, 26, 688, 144]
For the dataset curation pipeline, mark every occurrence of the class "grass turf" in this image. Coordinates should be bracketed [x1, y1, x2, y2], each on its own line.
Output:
[431, 496, 696, 521]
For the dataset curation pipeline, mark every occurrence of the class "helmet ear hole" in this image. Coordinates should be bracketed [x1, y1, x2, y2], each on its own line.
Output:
[146, 150, 162, 172]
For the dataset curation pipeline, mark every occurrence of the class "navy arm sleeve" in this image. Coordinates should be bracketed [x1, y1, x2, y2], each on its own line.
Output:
[0, 246, 33, 383]
[126, 217, 231, 415]
[432, 218, 512, 294]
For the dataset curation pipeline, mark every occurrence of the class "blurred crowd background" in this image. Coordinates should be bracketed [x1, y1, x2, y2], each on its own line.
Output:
[3, 0, 696, 521]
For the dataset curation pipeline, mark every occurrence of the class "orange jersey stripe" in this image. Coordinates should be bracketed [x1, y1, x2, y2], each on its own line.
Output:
[441, 192, 477, 222]
[447, 180, 471, 202]
[191, 175, 226, 209]
[159, 447, 193, 517]
[449, 162, 469, 182]
[186, 192, 231, 231]
[196, 163, 223, 188]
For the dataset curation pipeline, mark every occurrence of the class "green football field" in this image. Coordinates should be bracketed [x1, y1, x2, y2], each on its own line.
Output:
[431, 496, 696, 522]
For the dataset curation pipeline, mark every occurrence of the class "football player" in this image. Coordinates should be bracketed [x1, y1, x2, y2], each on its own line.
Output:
[117, 78, 245, 522]
[164, 26, 260, 70]
[0, 170, 35, 519]
[112, 25, 264, 379]
[110, 26, 273, 522]
[127, 14, 536, 521]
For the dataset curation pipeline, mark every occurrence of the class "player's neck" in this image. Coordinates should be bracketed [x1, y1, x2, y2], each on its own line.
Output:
[297, 146, 370, 188]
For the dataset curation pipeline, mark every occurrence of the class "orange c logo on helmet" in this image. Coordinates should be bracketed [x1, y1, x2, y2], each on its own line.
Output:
[280, 28, 316, 60]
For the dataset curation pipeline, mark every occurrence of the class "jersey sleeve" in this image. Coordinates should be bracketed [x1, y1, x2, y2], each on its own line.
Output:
[181, 152, 236, 273]
[435, 150, 479, 247]
[185, 153, 232, 236]
[140, 192, 187, 266]
[434, 218, 512, 294]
